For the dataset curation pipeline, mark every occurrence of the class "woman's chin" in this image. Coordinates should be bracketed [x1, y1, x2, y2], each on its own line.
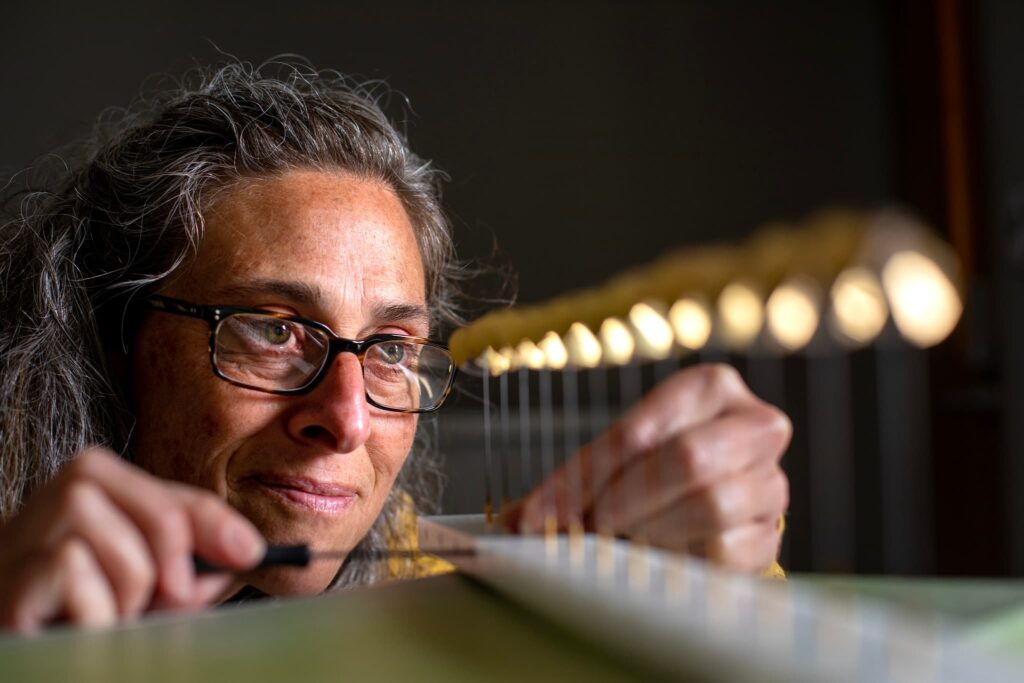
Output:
[243, 561, 345, 597]
[224, 488, 380, 596]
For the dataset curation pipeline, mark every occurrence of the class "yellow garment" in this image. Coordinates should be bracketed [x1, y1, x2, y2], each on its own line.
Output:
[385, 496, 455, 580]
[763, 516, 787, 579]
[385, 495, 785, 580]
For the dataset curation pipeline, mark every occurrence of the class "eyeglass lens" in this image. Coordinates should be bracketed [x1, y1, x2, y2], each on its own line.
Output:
[212, 313, 452, 410]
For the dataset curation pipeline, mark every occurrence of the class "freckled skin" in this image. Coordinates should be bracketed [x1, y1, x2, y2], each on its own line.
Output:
[130, 170, 426, 596]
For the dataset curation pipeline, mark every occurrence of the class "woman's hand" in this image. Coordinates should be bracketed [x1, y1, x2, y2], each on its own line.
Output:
[0, 448, 265, 635]
[514, 363, 791, 573]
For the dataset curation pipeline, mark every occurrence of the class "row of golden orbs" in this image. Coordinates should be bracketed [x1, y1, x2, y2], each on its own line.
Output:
[449, 208, 964, 374]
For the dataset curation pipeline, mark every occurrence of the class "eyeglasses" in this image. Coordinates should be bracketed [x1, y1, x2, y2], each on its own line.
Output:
[144, 295, 456, 413]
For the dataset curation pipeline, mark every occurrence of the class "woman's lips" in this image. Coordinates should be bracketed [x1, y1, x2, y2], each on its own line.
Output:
[252, 475, 357, 514]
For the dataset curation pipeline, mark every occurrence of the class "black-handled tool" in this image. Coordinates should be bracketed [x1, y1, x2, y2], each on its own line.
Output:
[193, 543, 474, 574]
[193, 544, 316, 574]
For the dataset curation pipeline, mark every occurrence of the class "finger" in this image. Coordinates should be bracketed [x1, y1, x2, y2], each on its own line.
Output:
[193, 575, 245, 607]
[170, 483, 265, 572]
[56, 449, 198, 606]
[0, 554, 64, 635]
[59, 539, 119, 628]
[694, 520, 782, 574]
[587, 364, 758, 491]
[518, 364, 788, 531]
[606, 363, 761, 456]
[150, 574, 241, 611]
[3, 539, 117, 635]
[516, 365, 747, 526]
[60, 449, 263, 607]
[527, 403, 790, 534]
[42, 480, 155, 619]
[621, 466, 788, 549]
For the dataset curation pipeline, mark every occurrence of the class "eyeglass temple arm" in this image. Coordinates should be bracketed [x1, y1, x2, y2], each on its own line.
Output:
[146, 296, 219, 323]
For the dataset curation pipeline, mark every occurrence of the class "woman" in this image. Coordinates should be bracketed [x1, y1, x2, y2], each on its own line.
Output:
[0, 61, 790, 634]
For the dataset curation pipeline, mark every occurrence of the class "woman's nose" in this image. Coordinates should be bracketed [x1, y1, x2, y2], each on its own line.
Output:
[285, 353, 371, 453]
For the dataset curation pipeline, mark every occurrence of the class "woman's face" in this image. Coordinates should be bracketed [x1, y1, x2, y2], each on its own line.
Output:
[130, 169, 427, 596]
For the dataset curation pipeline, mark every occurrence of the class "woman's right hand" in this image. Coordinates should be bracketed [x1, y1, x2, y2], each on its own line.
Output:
[0, 448, 266, 635]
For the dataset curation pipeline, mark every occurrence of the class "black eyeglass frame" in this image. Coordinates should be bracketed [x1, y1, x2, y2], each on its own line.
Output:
[144, 294, 456, 414]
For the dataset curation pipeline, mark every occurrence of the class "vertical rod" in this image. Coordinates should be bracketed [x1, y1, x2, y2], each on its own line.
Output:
[482, 372, 494, 525]
[620, 361, 646, 587]
[518, 368, 532, 499]
[746, 351, 786, 414]
[499, 371, 512, 512]
[877, 344, 933, 574]
[589, 365, 615, 577]
[563, 367, 583, 564]
[807, 348, 856, 572]
[539, 369, 556, 555]
[653, 357, 675, 386]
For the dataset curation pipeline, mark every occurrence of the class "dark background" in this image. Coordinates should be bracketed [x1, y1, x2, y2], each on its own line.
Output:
[2, 0, 1020, 576]
[1, 1, 890, 302]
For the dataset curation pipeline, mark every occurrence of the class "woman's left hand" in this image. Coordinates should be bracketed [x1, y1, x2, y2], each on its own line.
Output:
[512, 363, 791, 574]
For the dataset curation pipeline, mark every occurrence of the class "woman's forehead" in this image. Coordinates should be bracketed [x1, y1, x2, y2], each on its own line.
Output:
[174, 170, 427, 314]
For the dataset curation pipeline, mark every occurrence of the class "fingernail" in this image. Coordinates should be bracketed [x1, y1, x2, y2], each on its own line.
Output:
[225, 520, 265, 565]
[168, 555, 194, 603]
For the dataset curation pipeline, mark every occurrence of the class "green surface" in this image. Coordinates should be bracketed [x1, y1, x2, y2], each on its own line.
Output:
[5, 571, 1024, 681]
[0, 573, 676, 683]
[800, 574, 1024, 663]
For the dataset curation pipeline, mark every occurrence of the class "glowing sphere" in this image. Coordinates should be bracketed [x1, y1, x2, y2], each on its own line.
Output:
[629, 301, 675, 360]
[718, 281, 764, 349]
[881, 250, 962, 347]
[599, 318, 635, 366]
[829, 266, 888, 346]
[766, 277, 821, 352]
[669, 296, 712, 350]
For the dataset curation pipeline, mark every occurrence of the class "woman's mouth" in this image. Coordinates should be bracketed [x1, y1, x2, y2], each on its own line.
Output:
[252, 475, 358, 514]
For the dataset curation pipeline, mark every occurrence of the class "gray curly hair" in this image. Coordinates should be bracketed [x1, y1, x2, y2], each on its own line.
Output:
[0, 60, 460, 588]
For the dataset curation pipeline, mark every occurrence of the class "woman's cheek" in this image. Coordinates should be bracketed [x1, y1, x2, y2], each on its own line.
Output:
[370, 414, 418, 483]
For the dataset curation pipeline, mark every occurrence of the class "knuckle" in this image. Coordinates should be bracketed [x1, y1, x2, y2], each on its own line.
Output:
[673, 433, 705, 482]
[56, 480, 98, 517]
[705, 362, 741, 391]
[765, 407, 793, 448]
[66, 447, 111, 477]
[620, 420, 656, 456]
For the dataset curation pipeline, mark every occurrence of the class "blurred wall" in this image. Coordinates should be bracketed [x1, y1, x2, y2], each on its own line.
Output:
[1, 1, 889, 303]
[981, 0, 1024, 575]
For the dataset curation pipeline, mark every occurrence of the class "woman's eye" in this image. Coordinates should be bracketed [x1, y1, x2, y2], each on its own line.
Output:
[260, 322, 294, 345]
[381, 343, 406, 364]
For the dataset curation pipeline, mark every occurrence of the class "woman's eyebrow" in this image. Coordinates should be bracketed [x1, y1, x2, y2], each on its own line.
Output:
[217, 279, 323, 307]
[216, 281, 429, 329]
[371, 302, 431, 329]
